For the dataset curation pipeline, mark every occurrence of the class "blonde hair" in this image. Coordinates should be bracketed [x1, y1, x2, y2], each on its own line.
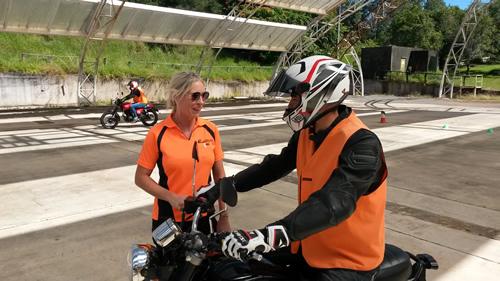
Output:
[166, 72, 203, 111]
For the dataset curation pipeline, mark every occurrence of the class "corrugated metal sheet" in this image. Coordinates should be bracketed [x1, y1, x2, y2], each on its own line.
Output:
[0, 0, 307, 52]
[246, 0, 344, 15]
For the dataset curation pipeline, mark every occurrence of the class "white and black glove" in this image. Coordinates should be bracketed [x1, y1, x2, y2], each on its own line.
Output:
[221, 225, 290, 261]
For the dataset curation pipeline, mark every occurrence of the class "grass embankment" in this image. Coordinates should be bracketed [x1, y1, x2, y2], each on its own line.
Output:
[0, 33, 273, 81]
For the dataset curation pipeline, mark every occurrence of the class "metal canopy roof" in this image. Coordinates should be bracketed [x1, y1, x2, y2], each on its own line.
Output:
[246, 0, 343, 15]
[0, 0, 307, 52]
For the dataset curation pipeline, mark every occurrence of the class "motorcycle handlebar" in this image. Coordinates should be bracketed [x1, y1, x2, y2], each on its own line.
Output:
[174, 223, 275, 268]
[183, 197, 214, 215]
[204, 232, 269, 264]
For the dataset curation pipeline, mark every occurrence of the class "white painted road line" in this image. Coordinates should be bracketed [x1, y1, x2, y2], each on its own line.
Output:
[376, 113, 500, 151]
[225, 113, 500, 164]
[386, 213, 500, 281]
[389, 187, 500, 234]
[0, 103, 288, 124]
[0, 110, 407, 154]
[344, 98, 500, 114]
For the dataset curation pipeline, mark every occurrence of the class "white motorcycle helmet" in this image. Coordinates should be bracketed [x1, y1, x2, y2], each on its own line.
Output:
[266, 55, 353, 131]
[128, 80, 139, 91]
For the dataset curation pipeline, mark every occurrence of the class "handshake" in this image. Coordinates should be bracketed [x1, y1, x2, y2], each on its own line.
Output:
[183, 176, 237, 214]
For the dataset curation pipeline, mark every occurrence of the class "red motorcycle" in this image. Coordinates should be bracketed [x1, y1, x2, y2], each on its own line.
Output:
[100, 96, 159, 129]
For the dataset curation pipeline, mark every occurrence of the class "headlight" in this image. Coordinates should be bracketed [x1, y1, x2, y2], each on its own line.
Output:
[152, 218, 181, 247]
[128, 244, 153, 280]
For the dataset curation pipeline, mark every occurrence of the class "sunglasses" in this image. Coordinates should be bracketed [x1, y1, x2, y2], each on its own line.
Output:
[191, 91, 210, 102]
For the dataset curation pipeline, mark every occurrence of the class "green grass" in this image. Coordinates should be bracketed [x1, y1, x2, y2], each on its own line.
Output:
[455, 64, 500, 90]
[454, 76, 500, 90]
[2, 33, 497, 89]
[0, 33, 273, 81]
[458, 64, 500, 75]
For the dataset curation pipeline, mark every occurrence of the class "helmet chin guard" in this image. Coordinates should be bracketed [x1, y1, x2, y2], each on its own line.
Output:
[267, 55, 354, 131]
[282, 100, 307, 132]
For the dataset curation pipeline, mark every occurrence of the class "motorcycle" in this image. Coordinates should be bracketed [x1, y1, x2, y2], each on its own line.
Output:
[100, 95, 159, 129]
[129, 179, 439, 281]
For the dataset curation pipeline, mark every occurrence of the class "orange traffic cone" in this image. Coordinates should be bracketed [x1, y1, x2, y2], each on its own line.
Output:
[380, 111, 387, 123]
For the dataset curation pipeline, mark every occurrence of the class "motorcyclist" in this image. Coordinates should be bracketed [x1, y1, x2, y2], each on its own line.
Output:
[208, 55, 388, 281]
[123, 80, 148, 122]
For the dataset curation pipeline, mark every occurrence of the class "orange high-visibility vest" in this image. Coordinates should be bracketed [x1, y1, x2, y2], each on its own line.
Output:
[133, 87, 148, 103]
[291, 112, 386, 270]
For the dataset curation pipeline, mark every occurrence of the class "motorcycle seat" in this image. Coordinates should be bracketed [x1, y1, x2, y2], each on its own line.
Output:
[375, 244, 412, 281]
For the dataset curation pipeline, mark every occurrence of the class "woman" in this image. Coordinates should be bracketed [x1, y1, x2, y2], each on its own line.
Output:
[135, 72, 230, 234]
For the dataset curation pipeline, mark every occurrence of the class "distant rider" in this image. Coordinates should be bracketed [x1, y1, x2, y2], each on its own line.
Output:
[123, 80, 148, 122]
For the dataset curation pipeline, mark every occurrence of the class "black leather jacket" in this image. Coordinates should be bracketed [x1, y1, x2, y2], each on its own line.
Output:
[123, 88, 141, 101]
[233, 105, 387, 241]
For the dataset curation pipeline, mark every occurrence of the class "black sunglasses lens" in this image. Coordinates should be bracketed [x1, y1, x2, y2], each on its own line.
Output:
[191, 92, 201, 101]
[191, 92, 209, 101]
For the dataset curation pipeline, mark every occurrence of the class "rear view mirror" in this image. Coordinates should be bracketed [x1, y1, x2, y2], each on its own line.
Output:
[220, 177, 237, 207]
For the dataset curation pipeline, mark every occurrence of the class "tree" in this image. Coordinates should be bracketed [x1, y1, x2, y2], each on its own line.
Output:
[487, 0, 500, 62]
[424, 1, 464, 66]
[383, 2, 443, 50]
[464, 7, 496, 65]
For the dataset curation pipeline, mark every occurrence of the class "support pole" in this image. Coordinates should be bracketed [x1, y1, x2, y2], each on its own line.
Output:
[77, 0, 125, 106]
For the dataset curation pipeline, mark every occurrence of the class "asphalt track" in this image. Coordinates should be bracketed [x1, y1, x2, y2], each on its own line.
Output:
[0, 95, 499, 280]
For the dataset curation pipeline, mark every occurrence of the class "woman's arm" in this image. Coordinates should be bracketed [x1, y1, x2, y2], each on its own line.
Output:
[135, 165, 186, 209]
[212, 160, 231, 232]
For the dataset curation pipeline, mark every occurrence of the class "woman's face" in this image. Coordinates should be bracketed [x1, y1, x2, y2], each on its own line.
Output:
[175, 80, 206, 119]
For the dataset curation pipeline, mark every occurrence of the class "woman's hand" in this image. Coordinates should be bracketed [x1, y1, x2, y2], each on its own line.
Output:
[217, 214, 231, 232]
[168, 193, 188, 210]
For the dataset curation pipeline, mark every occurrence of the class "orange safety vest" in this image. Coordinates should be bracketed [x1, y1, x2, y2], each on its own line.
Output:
[133, 87, 148, 104]
[291, 112, 386, 270]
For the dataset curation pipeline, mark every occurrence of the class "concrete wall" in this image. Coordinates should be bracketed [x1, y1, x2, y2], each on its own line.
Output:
[364, 79, 440, 97]
[3, 74, 494, 109]
[0, 74, 78, 108]
[0, 73, 270, 109]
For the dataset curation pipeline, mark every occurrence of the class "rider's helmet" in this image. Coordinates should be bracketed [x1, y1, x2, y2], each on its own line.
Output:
[127, 80, 139, 91]
[265, 55, 353, 131]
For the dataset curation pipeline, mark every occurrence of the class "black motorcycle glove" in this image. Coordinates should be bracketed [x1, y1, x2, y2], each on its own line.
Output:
[222, 225, 290, 261]
[183, 196, 205, 214]
[196, 183, 220, 206]
[196, 176, 236, 205]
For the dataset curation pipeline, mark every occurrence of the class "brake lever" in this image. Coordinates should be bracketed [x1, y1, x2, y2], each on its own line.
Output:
[250, 252, 263, 261]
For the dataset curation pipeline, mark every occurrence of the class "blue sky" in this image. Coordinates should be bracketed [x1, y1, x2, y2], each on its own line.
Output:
[444, 0, 471, 9]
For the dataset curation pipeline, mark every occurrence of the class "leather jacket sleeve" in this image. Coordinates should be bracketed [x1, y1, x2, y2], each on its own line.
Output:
[123, 91, 135, 101]
[233, 132, 299, 192]
[272, 129, 387, 241]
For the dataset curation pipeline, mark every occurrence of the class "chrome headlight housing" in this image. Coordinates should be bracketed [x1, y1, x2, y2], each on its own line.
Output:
[128, 244, 153, 280]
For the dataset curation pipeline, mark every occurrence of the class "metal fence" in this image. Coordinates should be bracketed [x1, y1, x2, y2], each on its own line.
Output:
[385, 71, 484, 87]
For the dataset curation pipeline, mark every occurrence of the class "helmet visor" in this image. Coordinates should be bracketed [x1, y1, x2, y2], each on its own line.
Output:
[264, 70, 303, 97]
